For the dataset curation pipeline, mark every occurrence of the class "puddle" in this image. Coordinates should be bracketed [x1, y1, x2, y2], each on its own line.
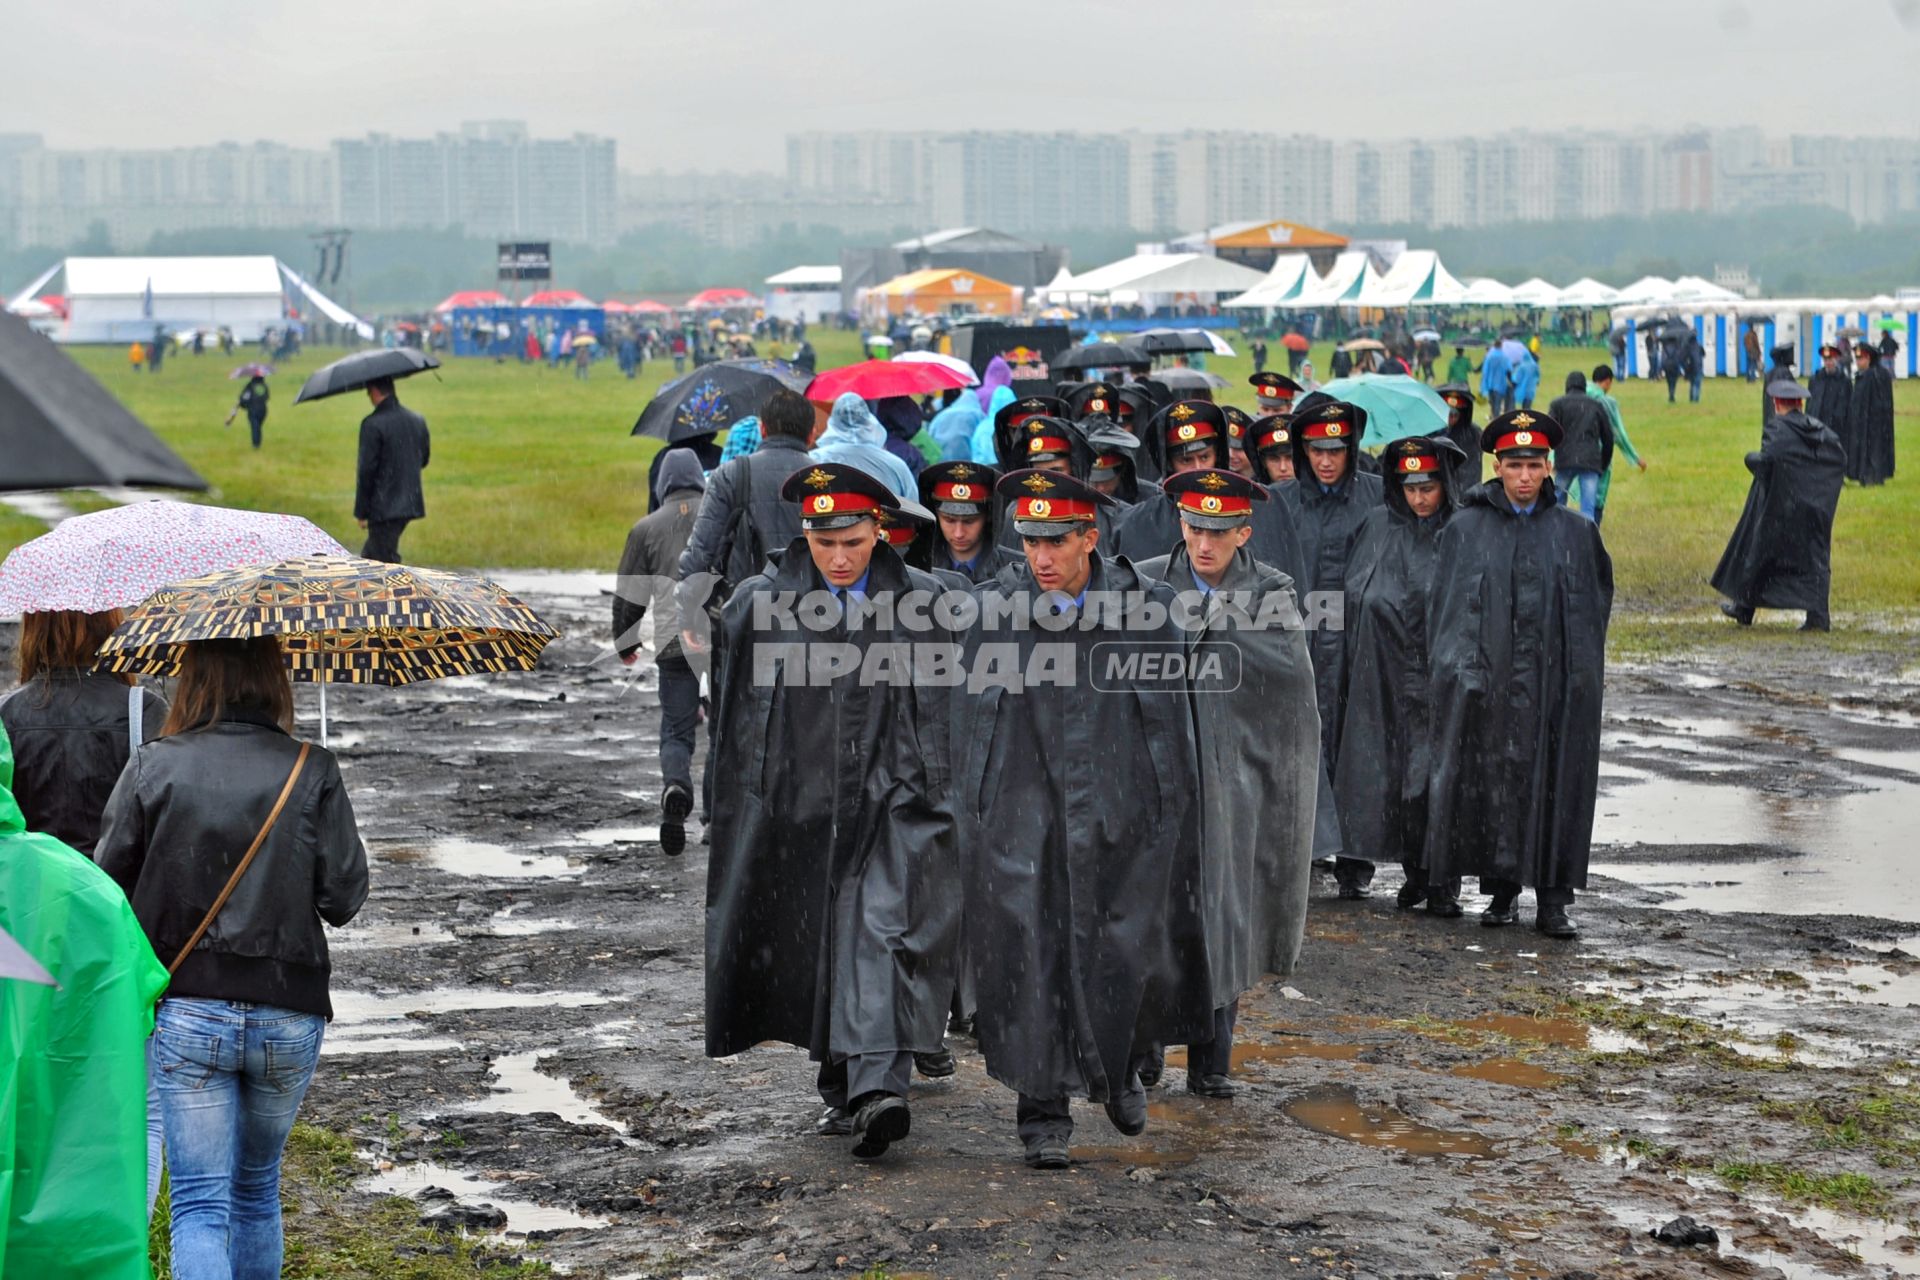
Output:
[1591, 769, 1920, 923]
[482, 908, 581, 937]
[463, 1051, 629, 1134]
[1583, 970, 1907, 1063]
[326, 988, 618, 1054]
[1449, 1058, 1569, 1089]
[1615, 1197, 1913, 1280]
[1165, 1038, 1364, 1070]
[478, 570, 615, 603]
[375, 838, 585, 880]
[1283, 1086, 1499, 1159]
[571, 825, 662, 848]
[327, 1035, 465, 1056]
[1072, 1097, 1242, 1167]
[360, 1159, 610, 1235]
[331, 920, 456, 948]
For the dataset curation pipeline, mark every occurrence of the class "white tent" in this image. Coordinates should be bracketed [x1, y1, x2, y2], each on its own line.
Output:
[1554, 277, 1619, 308]
[1458, 277, 1515, 306]
[19, 255, 369, 344]
[1221, 253, 1315, 309]
[1507, 277, 1562, 307]
[1612, 275, 1676, 306]
[277, 263, 374, 342]
[1279, 251, 1377, 309]
[1062, 253, 1268, 302]
[1669, 275, 1743, 304]
[1353, 249, 1471, 307]
[764, 264, 843, 323]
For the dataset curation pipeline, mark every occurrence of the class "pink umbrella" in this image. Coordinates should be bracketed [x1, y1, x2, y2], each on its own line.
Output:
[892, 351, 979, 386]
[806, 359, 972, 403]
[0, 501, 348, 615]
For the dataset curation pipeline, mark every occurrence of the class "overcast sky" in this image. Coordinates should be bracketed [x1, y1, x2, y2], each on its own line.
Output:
[11, 0, 1919, 170]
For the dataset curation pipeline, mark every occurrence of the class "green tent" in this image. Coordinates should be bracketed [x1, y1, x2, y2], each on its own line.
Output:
[0, 721, 167, 1278]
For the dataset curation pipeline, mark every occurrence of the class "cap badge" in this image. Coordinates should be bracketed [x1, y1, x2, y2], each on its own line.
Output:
[1200, 495, 1224, 513]
[1028, 498, 1052, 517]
[1029, 437, 1046, 452]
[950, 483, 973, 500]
[1170, 403, 1197, 421]
[1196, 471, 1230, 489]
[1021, 473, 1054, 492]
[1325, 422, 1345, 436]
[950, 464, 975, 478]
[1405, 456, 1425, 471]
[1321, 403, 1345, 419]
[802, 467, 834, 489]
[811, 494, 835, 513]
[1088, 398, 1107, 412]
[1511, 411, 1536, 428]
[1514, 430, 1534, 446]
[1176, 424, 1198, 441]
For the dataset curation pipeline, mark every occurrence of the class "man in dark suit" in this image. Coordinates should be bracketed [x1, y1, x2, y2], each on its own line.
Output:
[354, 376, 431, 562]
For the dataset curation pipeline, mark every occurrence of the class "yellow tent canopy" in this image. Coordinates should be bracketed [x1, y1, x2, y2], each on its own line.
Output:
[870, 268, 1019, 317]
[1209, 219, 1348, 251]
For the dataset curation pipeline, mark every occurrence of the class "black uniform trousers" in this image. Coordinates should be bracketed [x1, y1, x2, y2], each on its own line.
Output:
[362, 519, 411, 564]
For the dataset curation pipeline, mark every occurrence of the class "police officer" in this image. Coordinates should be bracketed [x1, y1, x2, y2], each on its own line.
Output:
[1250, 414, 1295, 484]
[917, 461, 1017, 582]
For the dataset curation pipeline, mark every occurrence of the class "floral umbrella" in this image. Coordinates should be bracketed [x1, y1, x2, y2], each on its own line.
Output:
[629, 358, 811, 442]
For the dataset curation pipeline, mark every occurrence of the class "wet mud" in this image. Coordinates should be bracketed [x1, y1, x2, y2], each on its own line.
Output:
[28, 575, 1920, 1278]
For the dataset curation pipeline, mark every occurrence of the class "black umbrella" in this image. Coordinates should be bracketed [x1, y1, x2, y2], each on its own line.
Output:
[1660, 319, 1696, 340]
[0, 310, 206, 492]
[1054, 342, 1151, 371]
[294, 348, 441, 404]
[1148, 368, 1230, 394]
[1134, 328, 1216, 355]
[1835, 326, 1867, 341]
[630, 358, 811, 441]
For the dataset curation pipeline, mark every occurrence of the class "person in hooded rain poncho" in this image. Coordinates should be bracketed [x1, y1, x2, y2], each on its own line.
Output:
[870, 396, 931, 478]
[914, 460, 1019, 584]
[1278, 398, 1385, 897]
[1806, 343, 1852, 462]
[951, 468, 1209, 1170]
[1334, 434, 1468, 916]
[704, 463, 960, 1161]
[1113, 401, 1305, 576]
[0, 721, 170, 1279]
[1846, 342, 1895, 486]
[811, 393, 917, 497]
[1711, 382, 1847, 633]
[971, 384, 1017, 466]
[1433, 385, 1484, 495]
[1134, 469, 1318, 1099]
[1424, 410, 1612, 940]
[927, 390, 986, 463]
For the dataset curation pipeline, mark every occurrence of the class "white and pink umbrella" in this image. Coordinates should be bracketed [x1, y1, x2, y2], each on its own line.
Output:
[0, 501, 348, 616]
[892, 350, 980, 386]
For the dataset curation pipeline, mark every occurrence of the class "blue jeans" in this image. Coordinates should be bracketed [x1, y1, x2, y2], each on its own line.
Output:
[153, 999, 326, 1280]
[1557, 469, 1600, 520]
[1688, 372, 1703, 402]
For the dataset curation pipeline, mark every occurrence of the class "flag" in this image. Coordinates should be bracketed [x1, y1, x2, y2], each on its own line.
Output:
[141, 277, 153, 318]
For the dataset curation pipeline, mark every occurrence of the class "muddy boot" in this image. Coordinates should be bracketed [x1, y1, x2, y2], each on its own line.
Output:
[1134, 1045, 1165, 1089]
[1024, 1135, 1071, 1169]
[814, 1106, 853, 1136]
[1103, 1071, 1148, 1136]
[1018, 1095, 1072, 1169]
[850, 1093, 910, 1159]
[1536, 908, 1579, 939]
[1395, 881, 1428, 909]
[1719, 602, 1755, 626]
[1800, 612, 1831, 632]
[660, 782, 692, 857]
[1425, 889, 1464, 918]
[913, 1044, 956, 1078]
[1480, 894, 1519, 927]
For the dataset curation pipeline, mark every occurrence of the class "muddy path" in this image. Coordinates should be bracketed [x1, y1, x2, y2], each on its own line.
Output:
[69, 575, 1920, 1278]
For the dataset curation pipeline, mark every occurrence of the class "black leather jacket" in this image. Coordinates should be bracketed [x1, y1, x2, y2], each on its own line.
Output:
[0, 671, 167, 854]
[95, 708, 369, 1018]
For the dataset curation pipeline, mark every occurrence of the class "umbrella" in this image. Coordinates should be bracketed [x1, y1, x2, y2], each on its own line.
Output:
[1149, 368, 1230, 393]
[1875, 317, 1905, 331]
[1659, 320, 1696, 340]
[228, 363, 274, 380]
[893, 351, 980, 386]
[0, 924, 56, 987]
[0, 310, 206, 493]
[1338, 338, 1387, 353]
[1835, 326, 1867, 340]
[1136, 328, 1225, 355]
[97, 555, 558, 687]
[1279, 333, 1312, 352]
[632, 300, 673, 314]
[0, 501, 347, 615]
[630, 358, 811, 440]
[807, 359, 969, 403]
[865, 335, 895, 348]
[1037, 306, 1078, 320]
[294, 348, 439, 404]
[685, 287, 755, 309]
[1055, 342, 1151, 371]
[1313, 375, 1450, 447]
[521, 289, 596, 308]
[433, 289, 509, 313]
[1411, 328, 1441, 342]
[571, 333, 598, 348]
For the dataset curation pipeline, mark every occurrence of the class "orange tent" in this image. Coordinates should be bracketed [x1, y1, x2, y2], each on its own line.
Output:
[1208, 219, 1347, 251]
[869, 268, 1019, 318]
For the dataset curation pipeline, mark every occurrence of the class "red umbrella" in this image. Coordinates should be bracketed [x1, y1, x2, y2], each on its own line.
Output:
[521, 289, 596, 308]
[806, 359, 972, 403]
[685, 287, 755, 309]
[600, 300, 633, 313]
[1280, 333, 1311, 352]
[632, 300, 673, 314]
[433, 289, 508, 313]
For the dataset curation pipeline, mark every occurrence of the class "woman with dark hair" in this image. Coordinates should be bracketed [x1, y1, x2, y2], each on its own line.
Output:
[1, 609, 167, 856]
[96, 636, 368, 1280]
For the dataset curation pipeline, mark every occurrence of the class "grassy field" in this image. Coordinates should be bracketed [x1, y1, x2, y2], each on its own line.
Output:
[10, 329, 1918, 653]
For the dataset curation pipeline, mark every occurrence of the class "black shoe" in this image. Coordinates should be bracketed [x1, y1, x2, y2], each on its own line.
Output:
[1481, 896, 1520, 927]
[661, 783, 692, 857]
[1337, 881, 1373, 900]
[1395, 882, 1428, 909]
[1426, 893, 1464, 919]
[1136, 1046, 1165, 1089]
[1103, 1074, 1148, 1136]
[850, 1094, 910, 1159]
[913, 1046, 956, 1078]
[1719, 602, 1755, 626]
[1536, 909, 1579, 939]
[947, 1013, 975, 1038]
[814, 1106, 853, 1136]
[1311, 856, 1336, 872]
[1187, 1072, 1238, 1099]
[1801, 614, 1831, 632]
[1023, 1135, 1071, 1169]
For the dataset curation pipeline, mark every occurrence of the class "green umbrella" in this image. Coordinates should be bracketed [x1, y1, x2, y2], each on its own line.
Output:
[1875, 317, 1905, 331]
[1313, 374, 1450, 447]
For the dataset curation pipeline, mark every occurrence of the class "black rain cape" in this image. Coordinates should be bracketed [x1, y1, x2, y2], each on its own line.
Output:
[1423, 480, 1613, 889]
[1137, 546, 1318, 1001]
[1807, 367, 1851, 460]
[951, 553, 1209, 1100]
[1847, 361, 1895, 484]
[1334, 462, 1458, 870]
[705, 540, 960, 1062]
[913, 470, 1021, 584]
[1710, 411, 1846, 613]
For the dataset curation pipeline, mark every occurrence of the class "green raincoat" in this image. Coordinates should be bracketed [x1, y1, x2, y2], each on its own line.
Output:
[0, 722, 167, 1279]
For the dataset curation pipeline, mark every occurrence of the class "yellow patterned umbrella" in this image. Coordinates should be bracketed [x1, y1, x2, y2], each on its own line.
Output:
[96, 555, 558, 686]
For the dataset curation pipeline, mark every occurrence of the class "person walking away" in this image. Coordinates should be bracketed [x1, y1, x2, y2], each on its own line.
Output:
[1, 721, 169, 1280]
[1251, 337, 1268, 374]
[1759, 343, 1797, 429]
[1587, 366, 1646, 525]
[1511, 348, 1541, 411]
[1661, 330, 1683, 403]
[231, 374, 270, 449]
[1446, 346, 1473, 386]
[1136, 469, 1317, 1099]
[1806, 342, 1853, 464]
[704, 464, 959, 1161]
[1336, 435, 1467, 916]
[353, 376, 431, 563]
[811, 393, 916, 496]
[1548, 371, 1611, 521]
[95, 636, 369, 1280]
[1847, 342, 1896, 485]
[149, 328, 166, 373]
[574, 335, 592, 381]
[1683, 331, 1705, 403]
[951, 469, 1206, 1168]
[618, 329, 638, 379]
[1712, 382, 1846, 632]
[671, 332, 688, 373]
[1424, 411, 1612, 939]
[1608, 328, 1627, 380]
[1742, 324, 1764, 383]
[1433, 385, 1483, 494]
[613, 449, 708, 854]
[1479, 342, 1512, 418]
[1329, 343, 1354, 379]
